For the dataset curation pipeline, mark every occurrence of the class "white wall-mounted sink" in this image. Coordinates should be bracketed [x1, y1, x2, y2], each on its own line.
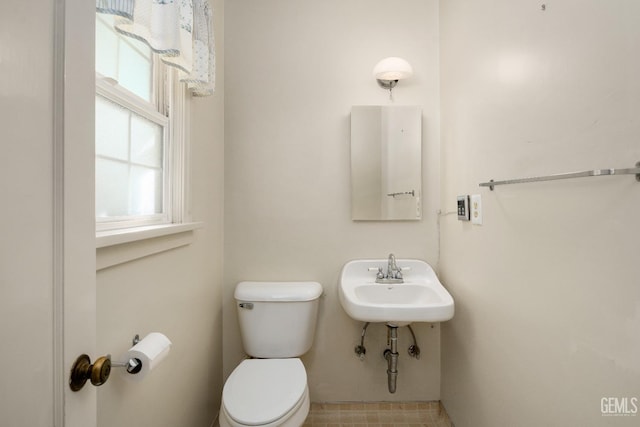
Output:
[338, 259, 454, 325]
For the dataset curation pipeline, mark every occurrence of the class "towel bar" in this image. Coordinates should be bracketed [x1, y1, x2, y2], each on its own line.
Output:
[479, 161, 640, 191]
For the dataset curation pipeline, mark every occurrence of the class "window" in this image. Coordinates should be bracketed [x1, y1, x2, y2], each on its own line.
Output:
[95, 13, 187, 232]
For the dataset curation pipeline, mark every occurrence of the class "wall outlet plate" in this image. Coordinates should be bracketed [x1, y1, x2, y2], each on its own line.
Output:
[471, 194, 482, 225]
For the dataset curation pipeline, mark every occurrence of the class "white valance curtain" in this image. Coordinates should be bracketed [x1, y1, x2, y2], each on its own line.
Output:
[96, 0, 215, 96]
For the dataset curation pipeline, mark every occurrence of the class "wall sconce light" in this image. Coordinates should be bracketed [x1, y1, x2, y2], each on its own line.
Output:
[373, 57, 413, 98]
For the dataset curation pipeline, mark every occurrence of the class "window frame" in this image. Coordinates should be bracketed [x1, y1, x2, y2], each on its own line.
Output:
[94, 22, 190, 233]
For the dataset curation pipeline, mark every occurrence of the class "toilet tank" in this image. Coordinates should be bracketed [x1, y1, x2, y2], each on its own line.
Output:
[235, 281, 323, 358]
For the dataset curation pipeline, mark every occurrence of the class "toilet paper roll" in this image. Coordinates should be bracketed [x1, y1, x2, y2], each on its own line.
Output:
[124, 332, 172, 380]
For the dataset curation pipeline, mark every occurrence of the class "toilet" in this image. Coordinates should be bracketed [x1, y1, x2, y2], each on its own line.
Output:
[220, 281, 323, 427]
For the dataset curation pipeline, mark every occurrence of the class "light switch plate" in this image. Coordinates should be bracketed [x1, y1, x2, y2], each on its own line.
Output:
[457, 195, 470, 221]
[471, 194, 482, 225]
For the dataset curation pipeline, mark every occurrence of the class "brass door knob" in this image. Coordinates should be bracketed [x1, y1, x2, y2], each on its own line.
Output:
[69, 354, 112, 391]
[90, 356, 111, 386]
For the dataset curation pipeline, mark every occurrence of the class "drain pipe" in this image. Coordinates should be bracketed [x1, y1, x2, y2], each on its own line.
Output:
[383, 325, 399, 393]
[353, 323, 421, 393]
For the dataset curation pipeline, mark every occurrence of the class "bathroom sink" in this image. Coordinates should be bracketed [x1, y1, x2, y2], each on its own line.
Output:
[338, 258, 454, 325]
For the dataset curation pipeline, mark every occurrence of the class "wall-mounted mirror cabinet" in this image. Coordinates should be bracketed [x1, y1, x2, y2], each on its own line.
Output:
[350, 106, 422, 221]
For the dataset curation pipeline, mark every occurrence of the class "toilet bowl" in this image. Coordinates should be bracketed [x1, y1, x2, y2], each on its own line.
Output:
[219, 281, 323, 427]
[220, 359, 309, 427]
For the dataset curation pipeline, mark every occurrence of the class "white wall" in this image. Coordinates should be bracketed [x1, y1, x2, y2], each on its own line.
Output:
[224, 0, 441, 402]
[439, 1, 640, 426]
[96, 1, 225, 426]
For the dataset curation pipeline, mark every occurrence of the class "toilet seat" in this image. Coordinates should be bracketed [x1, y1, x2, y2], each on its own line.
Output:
[222, 358, 307, 426]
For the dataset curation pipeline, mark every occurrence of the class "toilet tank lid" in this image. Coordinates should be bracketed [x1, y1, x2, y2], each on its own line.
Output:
[235, 281, 323, 302]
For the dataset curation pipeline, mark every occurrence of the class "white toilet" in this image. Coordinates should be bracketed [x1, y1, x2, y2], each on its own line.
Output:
[220, 281, 323, 427]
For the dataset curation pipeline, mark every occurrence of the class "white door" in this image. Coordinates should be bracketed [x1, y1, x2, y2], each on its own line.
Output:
[0, 0, 97, 426]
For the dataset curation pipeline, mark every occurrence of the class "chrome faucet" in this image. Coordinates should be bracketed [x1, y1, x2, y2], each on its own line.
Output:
[388, 253, 401, 279]
[375, 253, 404, 283]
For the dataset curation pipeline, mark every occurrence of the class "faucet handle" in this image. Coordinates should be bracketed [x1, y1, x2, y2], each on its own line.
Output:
[368, 267, 385, 279]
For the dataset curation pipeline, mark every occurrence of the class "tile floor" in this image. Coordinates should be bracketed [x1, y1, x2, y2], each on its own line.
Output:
[302, 401, 452, 427]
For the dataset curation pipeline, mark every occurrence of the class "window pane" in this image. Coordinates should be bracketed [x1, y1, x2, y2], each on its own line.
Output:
[95, 13, 153, 102]
[96, 158, 129, 218]
[96, 16, 118, 80]
[118, 38, 153, 102]
[130, 166, 163, 215]
[131, 114, 163, 168]
[96, 97, 165, 220]
[96, 96, 130, 160]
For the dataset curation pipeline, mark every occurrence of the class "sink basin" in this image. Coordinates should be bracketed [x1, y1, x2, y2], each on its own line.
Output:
[339, 259, 454, 325]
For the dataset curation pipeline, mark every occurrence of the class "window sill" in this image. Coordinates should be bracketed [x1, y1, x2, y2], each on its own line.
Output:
[96, 222, 203, 270]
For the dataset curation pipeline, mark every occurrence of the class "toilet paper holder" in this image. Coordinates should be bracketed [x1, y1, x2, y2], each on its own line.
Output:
[69, 334, 143, 392]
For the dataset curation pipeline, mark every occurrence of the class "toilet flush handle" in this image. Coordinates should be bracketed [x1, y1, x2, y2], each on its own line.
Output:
[238, 302, 254, 309]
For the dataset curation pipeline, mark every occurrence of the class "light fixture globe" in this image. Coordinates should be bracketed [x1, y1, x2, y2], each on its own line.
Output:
[372, 57, 413, 95]
[373, 57, 413, 81]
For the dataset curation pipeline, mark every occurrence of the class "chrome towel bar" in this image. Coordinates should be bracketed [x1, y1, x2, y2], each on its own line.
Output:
[386, 190, 415, 198]
[479, 161, 640, 191]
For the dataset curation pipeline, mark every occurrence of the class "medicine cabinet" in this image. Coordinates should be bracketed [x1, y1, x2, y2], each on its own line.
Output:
[350, 105, 422, 220]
